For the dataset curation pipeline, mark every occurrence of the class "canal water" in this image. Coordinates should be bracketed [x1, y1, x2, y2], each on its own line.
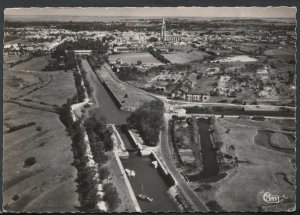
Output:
[83, 60, 178, 211]
[83, 59, 130, 124]
[188, 118, 219, 181]
[119, 129, 178, 212]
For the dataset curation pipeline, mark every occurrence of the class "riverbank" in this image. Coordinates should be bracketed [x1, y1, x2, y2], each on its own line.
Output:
[94, 63, 154, 111]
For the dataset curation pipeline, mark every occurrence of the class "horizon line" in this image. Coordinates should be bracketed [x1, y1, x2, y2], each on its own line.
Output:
[5, 14, 296, 19]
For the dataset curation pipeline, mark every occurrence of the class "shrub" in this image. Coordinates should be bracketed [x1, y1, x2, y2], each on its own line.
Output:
[84, 103, 90, 108]
[99, 167, 109, 181]
[36, 126, 42, 131]
[229, 145, 235, 151]
[12, 194, 20, 201]
[103, 183, 120, 211]
[24, 157, 36, 168]
[224, 154, 232, 159]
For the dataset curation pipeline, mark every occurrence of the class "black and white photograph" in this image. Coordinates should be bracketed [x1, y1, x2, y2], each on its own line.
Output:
[2, 6, 297, 213]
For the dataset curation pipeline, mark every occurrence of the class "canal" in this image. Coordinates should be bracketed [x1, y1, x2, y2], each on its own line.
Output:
[188, 118, 219, 181]
[83, 59, 178, 212]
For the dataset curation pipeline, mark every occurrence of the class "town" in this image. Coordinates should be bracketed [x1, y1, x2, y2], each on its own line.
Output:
[3, 7, 296, 213]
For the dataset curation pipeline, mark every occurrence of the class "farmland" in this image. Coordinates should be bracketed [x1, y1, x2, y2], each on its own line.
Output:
[3, 56, 79, 212]
[12, 56, 52, 71]
[23, 70, 76, 106]
[264, 47, 295, 56]
[108, 52, 161, 65]
[163, 51, 209, 64]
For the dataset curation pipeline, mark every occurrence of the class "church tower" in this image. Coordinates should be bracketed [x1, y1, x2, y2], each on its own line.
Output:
[161, 18, 166, 42]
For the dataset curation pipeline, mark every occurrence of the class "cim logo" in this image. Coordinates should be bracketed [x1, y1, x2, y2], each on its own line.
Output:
[262, 192, 287, 204]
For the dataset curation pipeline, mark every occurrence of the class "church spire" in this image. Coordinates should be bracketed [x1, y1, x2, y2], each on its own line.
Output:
[161, 18, 166, 42]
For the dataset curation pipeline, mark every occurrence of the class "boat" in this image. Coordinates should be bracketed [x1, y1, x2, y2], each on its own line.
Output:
[125, 168, 136, 177]
[136, 184, 153, 202]
[151, 161, 158, 168]
[137, 194, 153, 202]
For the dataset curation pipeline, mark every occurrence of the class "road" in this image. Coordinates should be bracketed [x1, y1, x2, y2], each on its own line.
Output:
[159, 113, 209, 212]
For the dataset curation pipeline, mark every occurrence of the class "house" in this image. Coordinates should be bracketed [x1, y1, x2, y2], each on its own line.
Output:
[171, 87, 210, 102]
[74, 50, 92, 56]
[171, 85, 189, 99]
[205, 67, 220, 76]
[113, 46, 130, 53]
[186, 93, 210, 102]
[186, 93, 202, 101]
[202, 94, 210, 102]
[182, 72, 198, 88]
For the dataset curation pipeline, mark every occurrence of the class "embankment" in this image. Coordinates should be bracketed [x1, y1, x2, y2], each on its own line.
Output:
[150, 152, 176, 187]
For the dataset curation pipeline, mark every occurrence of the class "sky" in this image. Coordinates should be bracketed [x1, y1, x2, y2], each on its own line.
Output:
[5, 7, 297, 18]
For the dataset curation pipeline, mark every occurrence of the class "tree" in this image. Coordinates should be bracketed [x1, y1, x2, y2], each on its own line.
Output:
[103, 183, 120, 211]
[128, 100, 164, 146]
[148, 37, 158, 42]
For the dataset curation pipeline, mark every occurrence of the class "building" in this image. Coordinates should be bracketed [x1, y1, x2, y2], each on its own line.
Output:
[185, 93, 210, 102]
[171, 86, 189, 99]
[165, 35, 181, 42]
[161, 18, 166, 42]
[74, 50, 92, 56]
[113, 46, 130, 53]
[171, 87, 210, 102]
[161, 18, 181, 42]
[182, 72, 198, 88]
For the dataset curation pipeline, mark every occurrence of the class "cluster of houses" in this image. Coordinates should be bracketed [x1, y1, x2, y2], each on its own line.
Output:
[171, 72, 210, 102]
[4, 36, 74, 54]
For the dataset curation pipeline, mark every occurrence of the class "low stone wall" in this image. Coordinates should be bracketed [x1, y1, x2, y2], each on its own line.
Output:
[123, 126, 152, 156]
[102, 81, 122, 109]
[91, 66, 137, 112]
[150, 152, 176, 187]
[110, 124, 127, 152]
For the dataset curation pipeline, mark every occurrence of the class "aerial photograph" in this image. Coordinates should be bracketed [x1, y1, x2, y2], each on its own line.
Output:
[2, 7, 296, 212]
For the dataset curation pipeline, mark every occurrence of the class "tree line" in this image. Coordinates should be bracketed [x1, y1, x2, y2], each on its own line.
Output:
[148, 47, 171, 64]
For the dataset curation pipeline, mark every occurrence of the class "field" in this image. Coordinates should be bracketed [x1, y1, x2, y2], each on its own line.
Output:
[108, 52, 161, 64]
[23, 71, 76, 106]
[264, 48, 295, 56]
[3, 70, 41, 101]
[163, 51, 209, 64]
[3, 56, 79, 212]
[193, 118, 295, 212]
[3, 103, 79, 212]
[4, 54, 32, 65]
[12, 56, 52, 71]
